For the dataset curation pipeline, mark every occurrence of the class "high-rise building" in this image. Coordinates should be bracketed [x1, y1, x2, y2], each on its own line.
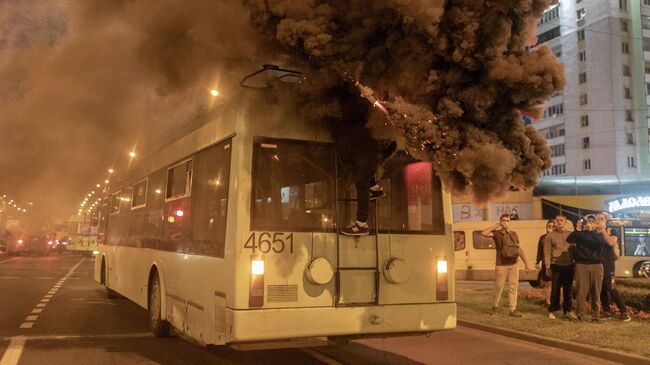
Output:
[535, 0, 650, 176]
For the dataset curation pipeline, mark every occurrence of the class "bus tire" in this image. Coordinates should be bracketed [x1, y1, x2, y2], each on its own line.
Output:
[528, 280, 540, 288]
[101, 259, 119, 299]
[633, 261, 650, 278]
[148, 271, 170, 337]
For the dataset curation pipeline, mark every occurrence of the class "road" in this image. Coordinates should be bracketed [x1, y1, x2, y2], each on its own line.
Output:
[0, 253, 622, 365]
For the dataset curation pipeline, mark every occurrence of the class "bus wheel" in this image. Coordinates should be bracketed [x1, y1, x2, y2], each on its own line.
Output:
[101, 259, 119, 299]
[148, 272, 170, 337]
[633, 261, 650, 278]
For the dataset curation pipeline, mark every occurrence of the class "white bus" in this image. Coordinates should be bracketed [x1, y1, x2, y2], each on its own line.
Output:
[453, 220, 545, 285]
[608, 219, 650, 278]
[94, 90, 456, 348]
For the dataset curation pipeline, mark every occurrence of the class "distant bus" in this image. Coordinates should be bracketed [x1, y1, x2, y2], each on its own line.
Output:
[67, 215, 98, 252]
[608, 219, 650, 278]
[453, 220, 545, 285]
[94, 90, 456, 348]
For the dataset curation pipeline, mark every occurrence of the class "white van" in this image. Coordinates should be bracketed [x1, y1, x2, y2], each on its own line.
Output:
[453, 220, 548, 285]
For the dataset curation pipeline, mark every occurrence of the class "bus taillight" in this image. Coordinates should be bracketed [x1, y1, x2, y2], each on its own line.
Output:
[249, 256, 265, 307]
[436, 257, 448, 301]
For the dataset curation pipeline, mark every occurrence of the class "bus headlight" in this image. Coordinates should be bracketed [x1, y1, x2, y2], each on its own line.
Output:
[436, 257, 448, 301]
[249, 256, 265, 307]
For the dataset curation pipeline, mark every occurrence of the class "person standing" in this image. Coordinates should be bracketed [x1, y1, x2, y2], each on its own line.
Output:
[544, 215, 577, 320]
[567, 215, 608, 322]
[535, 219, 555, 306]
[482, 214, 531, 317]
[596, 213, 631, 321]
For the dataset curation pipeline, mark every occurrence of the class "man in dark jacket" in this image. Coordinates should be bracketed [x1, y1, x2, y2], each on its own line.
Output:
[597, 213, 631, 321]
[535, 219, 555, 306]
[566, 214, 609, 322]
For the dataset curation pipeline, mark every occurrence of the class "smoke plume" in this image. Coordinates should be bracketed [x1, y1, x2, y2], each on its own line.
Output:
[246, 0, 564, 203]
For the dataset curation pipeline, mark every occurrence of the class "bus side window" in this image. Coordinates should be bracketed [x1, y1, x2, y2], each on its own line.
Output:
[187, 140, 232, 258]
[472, 231, 495, 249]
[454, 231, 466, 251]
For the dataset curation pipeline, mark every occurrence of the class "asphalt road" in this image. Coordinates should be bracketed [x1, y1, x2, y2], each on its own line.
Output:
[0, 253, 623, 365]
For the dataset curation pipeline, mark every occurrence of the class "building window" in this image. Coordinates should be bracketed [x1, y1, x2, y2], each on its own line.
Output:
[578, 50, 586, 62]
[583, 159, 591, 171]
[627, 133, 635, 144]
[551, 144, 565, 157]
[576, 8, 586, 21]
[581, 115, 589, 127]
[627, 156, 637, 168]
[643, 16, 650, 30]
[582, 137, 590, 149]
[579, 94, 588, 105]
[645, 0, 650, 5]
[646, 62, 650, 74]
[538, 26, 561, 44]
[621, 19, 628, 32]
[551, 164, 566, 176]
[620, 0, 628, 11]
[577, 29, 585, 41]
[643, 38, 650, 51]
[543, 103, 564, 118]
[552, 45, 562, 57]
[626, 110, 634, 121]
[579, 72, 587, 83]
[647, 83, 650, 94]
[540, 5, 561, 25]
[622, 42, 629, 53]
[623, 65, 630, 76]
[624, 87, 632, 99]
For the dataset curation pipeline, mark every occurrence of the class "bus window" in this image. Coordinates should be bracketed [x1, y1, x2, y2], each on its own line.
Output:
[454, 231, 466, 251]
[110, 191, 122, 214]
[624, 228, 650, 257]
[251, 138, 335, 232]
[143, 169, 165, 249]
[131, 179, 148, 209]
[166, 160, 192, 200]
[341, 152, 445, 234]
[472, 231, 495, 249]
[187, 140, 232, 257]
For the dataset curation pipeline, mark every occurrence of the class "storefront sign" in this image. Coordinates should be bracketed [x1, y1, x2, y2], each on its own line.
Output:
[607, 196, 650, 213]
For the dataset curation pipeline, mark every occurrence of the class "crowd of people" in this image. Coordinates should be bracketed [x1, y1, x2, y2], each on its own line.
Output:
[483, 212, 631, 322]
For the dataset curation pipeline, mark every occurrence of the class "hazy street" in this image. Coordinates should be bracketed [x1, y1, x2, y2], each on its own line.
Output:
[0, 253, 622, 365]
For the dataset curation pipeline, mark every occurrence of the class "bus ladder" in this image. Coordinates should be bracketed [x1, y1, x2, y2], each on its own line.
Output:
[335, 197, 380, 307]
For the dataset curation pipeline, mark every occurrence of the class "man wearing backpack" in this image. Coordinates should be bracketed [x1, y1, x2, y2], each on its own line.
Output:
[482, 214, 531, 317]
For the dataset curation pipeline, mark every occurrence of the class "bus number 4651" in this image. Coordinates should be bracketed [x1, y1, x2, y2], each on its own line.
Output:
[243, 232, 294, 254]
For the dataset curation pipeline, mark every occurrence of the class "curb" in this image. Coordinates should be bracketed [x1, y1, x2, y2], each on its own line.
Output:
[458, 319, 650, 365]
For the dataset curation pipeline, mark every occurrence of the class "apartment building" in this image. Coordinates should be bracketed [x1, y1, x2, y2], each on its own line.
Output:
[535, 0, 650, 176]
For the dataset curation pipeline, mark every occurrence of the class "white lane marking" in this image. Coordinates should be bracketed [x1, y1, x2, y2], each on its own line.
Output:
[0, 258, 18, 264]
[18, 323, 33, 329]
[40, 299, 50, 303]
[35, 303, 46, 308]
[25, 315, 38, 321]
[0, 277, 20, 279]
[30, 309, 43, 314]
[0, 336, 26, 365]
[301, 349, 344, 365]
[0, 333, 153, 341]
[43, 295, 52, 298]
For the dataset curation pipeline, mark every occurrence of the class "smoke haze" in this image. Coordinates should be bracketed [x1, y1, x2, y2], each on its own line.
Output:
[0, 0, 563, 227]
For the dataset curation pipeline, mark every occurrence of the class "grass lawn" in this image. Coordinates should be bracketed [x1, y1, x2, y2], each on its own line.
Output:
[456, 282, 650, 358]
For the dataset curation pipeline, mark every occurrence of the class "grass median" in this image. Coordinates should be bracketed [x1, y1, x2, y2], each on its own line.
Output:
[456, 282, 650, 358]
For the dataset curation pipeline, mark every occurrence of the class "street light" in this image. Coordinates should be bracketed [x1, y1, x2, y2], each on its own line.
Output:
[108, 168, 114, 174]
[129, 151, 136, 158]
[210, 89, 220, 97]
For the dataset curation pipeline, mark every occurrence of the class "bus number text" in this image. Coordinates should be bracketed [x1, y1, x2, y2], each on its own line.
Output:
[243, 232, 294, 254]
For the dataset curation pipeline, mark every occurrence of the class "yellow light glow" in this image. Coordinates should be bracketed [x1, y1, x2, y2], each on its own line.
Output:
[251, 259, 265, 275]
[155, 189, 161, 194]
[105, 180, 109, 184]
[129, 151, 136, 158]
[437, 259, 448, 274]
[210, 89, 219, 97]
[108, 169, 114, 174]
[96, 184, 101, 188]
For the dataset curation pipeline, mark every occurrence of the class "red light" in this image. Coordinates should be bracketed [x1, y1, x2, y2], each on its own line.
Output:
[175, 210, 184, 217]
